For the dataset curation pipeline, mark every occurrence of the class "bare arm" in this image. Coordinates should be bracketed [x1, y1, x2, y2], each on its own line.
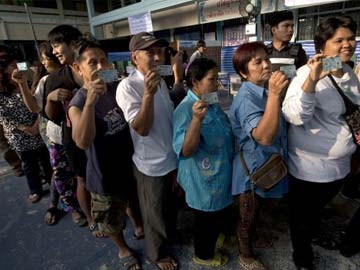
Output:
[45, 88, 73, 122]
[69, 78, 106, 150]
[131, 70, 161, 136]
[181, 100, 207, 157]
[252, 71, 288, 146]
[12, 70, 40, 113]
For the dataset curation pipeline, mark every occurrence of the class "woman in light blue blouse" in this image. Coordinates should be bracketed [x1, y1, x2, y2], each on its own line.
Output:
[173, 58, 234, 267]
[230, 42, 289, 270]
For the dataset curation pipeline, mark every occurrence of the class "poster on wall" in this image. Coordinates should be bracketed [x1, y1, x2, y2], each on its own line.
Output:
[128, 11, 153, 35]
[284, 0, 342, 7]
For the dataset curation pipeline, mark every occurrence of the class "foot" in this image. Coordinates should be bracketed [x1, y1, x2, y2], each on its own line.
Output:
[27, 193, 41, 203]
[154, 257, 178, 270]
[88, 223, 106, 238]
[119, 253, 141, 270]
[71, 212, 88, 227]
[44, 206, 61, 225]
[193, 251, 228, 267]
[239, 256, 267, 270]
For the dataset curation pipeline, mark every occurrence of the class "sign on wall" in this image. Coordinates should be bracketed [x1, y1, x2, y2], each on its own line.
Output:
[285, 0, 342, 7]
[128, 11, 153, 35]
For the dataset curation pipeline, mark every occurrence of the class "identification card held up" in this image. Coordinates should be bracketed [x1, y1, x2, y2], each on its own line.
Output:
[201, 92, 219, 105]
[158, 65, 173, 76]
[16, 62, 28, 71]
[280, 65, 296, 79]
[98, 69, 118, 83]
[322, 56, 342, 72]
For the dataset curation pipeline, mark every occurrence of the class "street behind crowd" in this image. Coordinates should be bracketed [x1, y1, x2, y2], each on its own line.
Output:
[1, 150, 360, 270]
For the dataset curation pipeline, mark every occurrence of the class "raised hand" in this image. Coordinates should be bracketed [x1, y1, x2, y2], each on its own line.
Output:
[84, 69, 107, 105]
[11, 69, 26, 85]
[47, 88, 73, 102]
[307, 54, 330, 81]
[269, 71, 289, 97]
[144, 69, 161, 96]
[192, 100, 208, 121]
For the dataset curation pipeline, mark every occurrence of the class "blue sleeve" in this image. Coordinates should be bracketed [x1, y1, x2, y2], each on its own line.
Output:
[173, 100, 193, 158]
[235, 91, 263, 137]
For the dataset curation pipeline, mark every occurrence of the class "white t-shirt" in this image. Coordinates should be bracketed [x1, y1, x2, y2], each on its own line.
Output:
[34, 75, 62, 145]
[116, 69, 177, 177]
[282, 64, 359, 182]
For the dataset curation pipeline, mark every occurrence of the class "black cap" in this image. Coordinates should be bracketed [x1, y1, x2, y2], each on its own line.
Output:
[129, 32, 169, 52]
[269, 11, 294, 27]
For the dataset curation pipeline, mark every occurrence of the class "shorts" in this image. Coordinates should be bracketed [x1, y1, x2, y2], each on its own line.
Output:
[90, 192, 127, 235]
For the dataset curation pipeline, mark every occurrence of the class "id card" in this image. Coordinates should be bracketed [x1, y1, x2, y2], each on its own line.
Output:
[201, 92, 219, 105]
[98, 69, 118, 83]
[280, 65, 296, 79]
[158, 65, 173, 76]
[16, 62, 28, 71]
[322, 56, 342, 72]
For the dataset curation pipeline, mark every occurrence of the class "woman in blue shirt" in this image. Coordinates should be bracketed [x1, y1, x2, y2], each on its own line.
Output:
[173, 58, 234, 267]
[230, 42, 289, 270]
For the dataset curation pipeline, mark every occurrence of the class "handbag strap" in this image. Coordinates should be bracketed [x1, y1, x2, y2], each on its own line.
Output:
[239, 149, 250, 176]
[327, 74, 357, 114]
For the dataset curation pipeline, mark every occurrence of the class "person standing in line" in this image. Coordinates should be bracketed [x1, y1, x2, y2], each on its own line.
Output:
[185, 40, 206, 75]
[282, 16, 360, 270]
[173, 58, 234, 267]
[116, 32, 178, 270]
[68, 39, 141, 270]
[267, 11, 307, 76]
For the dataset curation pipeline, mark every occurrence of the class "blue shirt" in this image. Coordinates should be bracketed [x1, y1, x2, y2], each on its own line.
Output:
[173, 90, 234, 211]
[230, 81, 288, 198]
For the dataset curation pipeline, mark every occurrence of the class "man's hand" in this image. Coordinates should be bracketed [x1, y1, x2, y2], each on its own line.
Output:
[84, 70, 107, 105]
[47, 88, 73, 102]
[144, 69, 161, 96]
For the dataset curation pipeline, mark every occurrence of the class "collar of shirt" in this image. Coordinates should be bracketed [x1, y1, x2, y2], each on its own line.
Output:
[135, 69, 145, 81]
[243, 81, 267, 99]
[188, 89, 200, 101]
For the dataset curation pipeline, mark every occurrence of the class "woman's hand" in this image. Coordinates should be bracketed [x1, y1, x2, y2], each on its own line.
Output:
[17, 121, 39, 136]
[192, 100, 208, 121]
[47, 88, 73, 102]
[11, 69, 26, 85]
[268, 71, 289, 97]
[307, 54, 329, 82]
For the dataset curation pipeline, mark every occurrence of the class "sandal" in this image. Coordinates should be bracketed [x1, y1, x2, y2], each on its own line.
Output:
[27, 193, 41, 203]
[44, 207, 62, 225]
[193, 251, 228, 267]
[89, 223, 106, 238]
[119, 254, 141, 270]
[71, 212, 88, 227]
[147, 256, 178, 270]
[238, 257, 267, 270]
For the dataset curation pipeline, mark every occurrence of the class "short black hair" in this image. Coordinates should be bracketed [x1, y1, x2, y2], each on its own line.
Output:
[196, 40, 206, 49]
[314, 16, 357, 53]
[38, 41, 61, 65]
[48, 25, 83, 45]
[186, 58, 217, 88]
[73, 38, 106, 63]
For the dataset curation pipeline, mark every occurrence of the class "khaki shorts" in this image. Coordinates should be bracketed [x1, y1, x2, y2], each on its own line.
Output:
[90, 193, 127, 235]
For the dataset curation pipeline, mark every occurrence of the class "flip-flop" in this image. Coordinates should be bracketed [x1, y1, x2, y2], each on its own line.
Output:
[27, 193, 41, 203]
[119, 254, 141, 270]
[44, 207, 62, 225]
[72, 212, 88, 227]
[147, 256, 178, 270]
[133, 233, 144, 240]
[89, 223, 106, 238]
[193, 251, 228, 268]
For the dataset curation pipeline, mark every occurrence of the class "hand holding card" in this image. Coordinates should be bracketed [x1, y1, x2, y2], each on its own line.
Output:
[201, 92, 219, 105]
[97, 69, 118, 83]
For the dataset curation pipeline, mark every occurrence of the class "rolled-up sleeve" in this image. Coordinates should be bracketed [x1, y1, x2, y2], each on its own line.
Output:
[116, 80, 142, 123]
[282, 66, 316, 125]
[173, 102, 192, 157]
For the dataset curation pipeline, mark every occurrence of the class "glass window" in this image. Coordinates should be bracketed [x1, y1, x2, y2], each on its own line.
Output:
[0, 0, 57, 8]
[93, 0, 141, 13]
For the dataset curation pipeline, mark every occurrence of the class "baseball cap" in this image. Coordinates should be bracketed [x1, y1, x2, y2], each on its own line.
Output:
[129, 32, 169, 52]
[269, 11, 294, 27]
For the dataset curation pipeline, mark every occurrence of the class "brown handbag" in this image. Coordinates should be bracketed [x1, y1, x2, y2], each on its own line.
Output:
[239, 150, 287, 191]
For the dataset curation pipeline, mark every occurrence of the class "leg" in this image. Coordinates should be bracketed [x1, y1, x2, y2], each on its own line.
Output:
[340, 206, 360, 257]
[75, 176, 92, 226]
[289, 175, 345, 268]
[126, 177, 144, 239]
[133, 165, 177, 270]
[38, 145, 53, 184]
[18, 149, 43, 198]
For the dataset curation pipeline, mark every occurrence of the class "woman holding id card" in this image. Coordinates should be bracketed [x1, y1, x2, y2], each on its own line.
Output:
[282, 16, 360, 269]
[173, 58, 234, 267]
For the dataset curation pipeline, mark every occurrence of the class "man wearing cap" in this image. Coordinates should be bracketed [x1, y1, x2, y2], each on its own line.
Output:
[116, 32, 178, 270]
[267, 11, 307, 76]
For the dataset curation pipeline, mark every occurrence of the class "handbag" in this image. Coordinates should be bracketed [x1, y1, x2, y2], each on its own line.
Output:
[328, 74, 360, 146]
[239, 149, 287, 191]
